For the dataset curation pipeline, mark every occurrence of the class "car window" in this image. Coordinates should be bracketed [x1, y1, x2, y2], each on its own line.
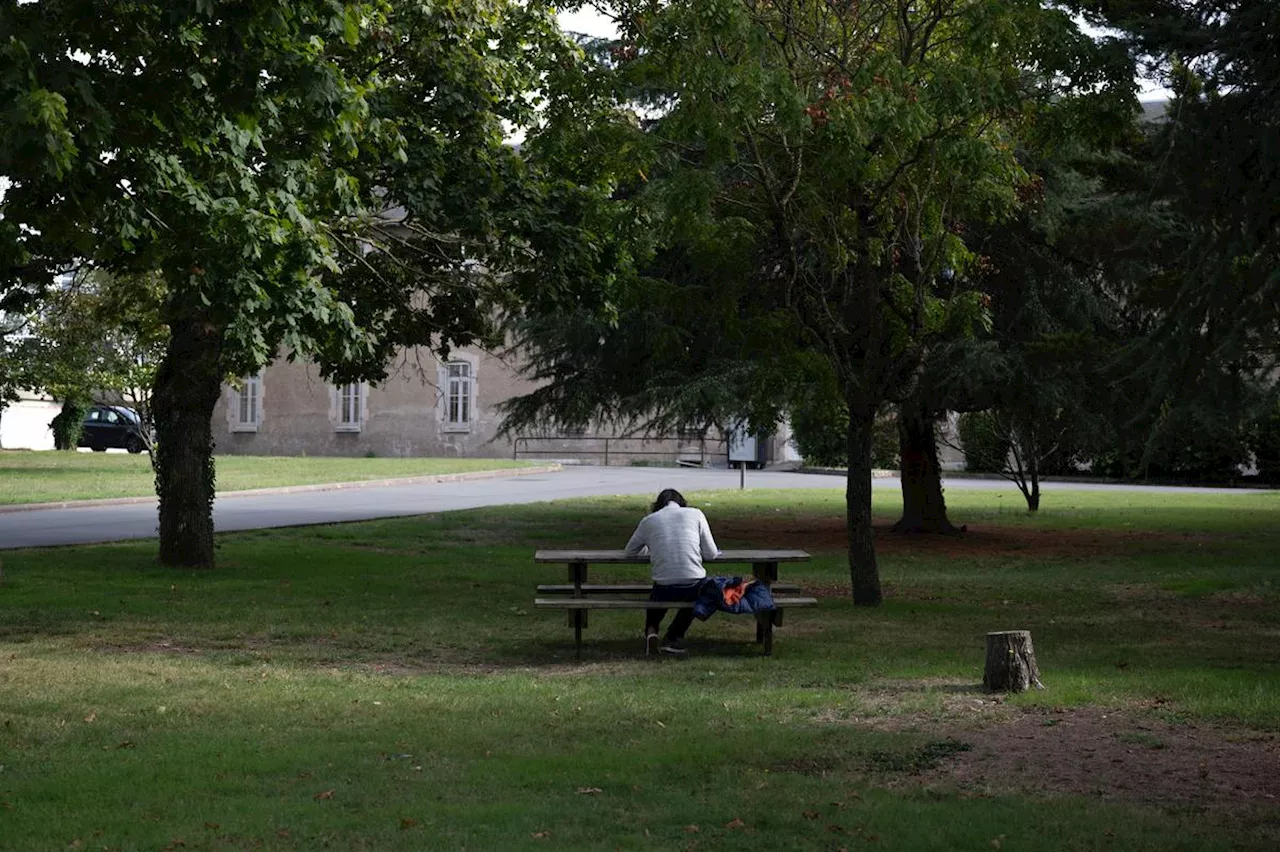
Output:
[105, 410, 122, 425]
[86, 409, 103, 422]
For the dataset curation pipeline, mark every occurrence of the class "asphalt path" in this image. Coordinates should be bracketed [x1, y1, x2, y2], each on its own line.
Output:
[0, 466, 1262, 550]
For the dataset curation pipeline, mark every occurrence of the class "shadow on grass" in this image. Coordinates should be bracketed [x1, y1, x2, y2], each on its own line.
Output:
[492, 634, 775, 666]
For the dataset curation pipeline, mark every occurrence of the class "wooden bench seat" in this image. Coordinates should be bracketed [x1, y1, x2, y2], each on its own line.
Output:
[534, 596, 819, 656]
[534, 596, 818, 610]
[536, 582, 803, 595]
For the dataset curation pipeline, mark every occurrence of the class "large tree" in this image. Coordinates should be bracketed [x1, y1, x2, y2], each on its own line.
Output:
[1, 0, 593, 567]
[1070, 0, 1280, 464]
[508, 0, 1133, 603]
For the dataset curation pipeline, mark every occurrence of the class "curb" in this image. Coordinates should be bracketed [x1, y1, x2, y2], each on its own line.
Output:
[797, 467, 899, 478]
[0, 464, 564, 514]
[795, 467, 1277, 490]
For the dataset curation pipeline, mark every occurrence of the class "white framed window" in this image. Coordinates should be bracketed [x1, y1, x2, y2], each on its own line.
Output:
[231, 374, 261, 432]
[441, 359, 476, 432]
[335, 382, 365, 432]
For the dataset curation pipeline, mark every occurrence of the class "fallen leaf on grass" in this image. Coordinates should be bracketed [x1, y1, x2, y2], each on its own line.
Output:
[802, 811, 820, 820]
[576, 787, 602, 795]
[83, 711, 96, 724]
[399, 818, 418, 830]
[116, 741, 135, 749]
[532, 830, 551, 839]
[276, 830, 290, 839]
[203, 823, 219, 830]
[725, 818, 745, 830]
[313, 789, 335, 801]
[683, 825, 700, 833]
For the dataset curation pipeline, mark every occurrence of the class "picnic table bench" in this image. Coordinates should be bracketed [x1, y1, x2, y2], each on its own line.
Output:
[534, 549, 817, 659]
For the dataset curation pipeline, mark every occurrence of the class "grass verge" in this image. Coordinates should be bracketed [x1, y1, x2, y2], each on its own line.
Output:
[0, 451, 540, 505]
[1, 487, 1277, 849]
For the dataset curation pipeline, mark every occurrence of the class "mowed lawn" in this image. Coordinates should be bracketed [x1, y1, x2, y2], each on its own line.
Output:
[0, 450, 541, 505]
[1, 488, 1278, 850]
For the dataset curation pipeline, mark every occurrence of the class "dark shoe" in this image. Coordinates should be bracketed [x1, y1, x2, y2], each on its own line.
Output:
[645, 629, 659, 656]
[659, 638, 687, 656]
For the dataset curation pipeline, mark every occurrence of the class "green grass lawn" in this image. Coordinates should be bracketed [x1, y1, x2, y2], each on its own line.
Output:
[0, 450, 540, 505]
[1, 488, 1277, 850]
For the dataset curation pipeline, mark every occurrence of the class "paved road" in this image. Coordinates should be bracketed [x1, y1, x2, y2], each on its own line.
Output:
[0, 466, 1262, 550]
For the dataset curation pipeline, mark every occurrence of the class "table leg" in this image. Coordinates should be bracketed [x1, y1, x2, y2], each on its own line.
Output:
[574, 610, 583, 661]
[758, 613, 774, 655]
[568, 561, 588, 631]
[755, 561, 779, 654]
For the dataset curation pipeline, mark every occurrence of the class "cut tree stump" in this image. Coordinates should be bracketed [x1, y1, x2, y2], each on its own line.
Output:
[983, 630, 1045, 693]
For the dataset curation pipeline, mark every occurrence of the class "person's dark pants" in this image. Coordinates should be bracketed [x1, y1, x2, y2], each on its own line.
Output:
[646, 581, 702, 641]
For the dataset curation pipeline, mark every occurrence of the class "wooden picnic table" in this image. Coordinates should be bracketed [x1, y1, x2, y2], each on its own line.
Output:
[534, 549, 816, 659]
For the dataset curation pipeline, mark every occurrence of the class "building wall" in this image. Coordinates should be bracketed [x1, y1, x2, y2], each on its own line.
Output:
[210, 346, 808, 465]
[0, 392, 59, 450]
[211, 347, 533, 458]
[938, 412, 966, 471]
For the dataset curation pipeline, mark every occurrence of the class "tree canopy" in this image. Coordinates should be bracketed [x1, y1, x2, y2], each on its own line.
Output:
[1068, 0, 1280, 465]
[1, 0, 598, 566]
[507, 0, 1136, 603]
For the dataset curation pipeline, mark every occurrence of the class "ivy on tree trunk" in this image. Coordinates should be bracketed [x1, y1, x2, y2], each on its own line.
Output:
[152, 311, 223, 569]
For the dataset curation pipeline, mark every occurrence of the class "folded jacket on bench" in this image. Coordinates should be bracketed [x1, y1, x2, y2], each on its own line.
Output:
[692, 576, 776, 620]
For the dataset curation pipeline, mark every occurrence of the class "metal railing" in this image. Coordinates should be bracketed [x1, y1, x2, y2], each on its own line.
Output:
[513, 434, 715, 467]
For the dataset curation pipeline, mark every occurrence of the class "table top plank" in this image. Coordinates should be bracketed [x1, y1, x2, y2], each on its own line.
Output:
[534, 596, 819, 609]
[535, 549, 810, 564]
[536, 582, 804, 594]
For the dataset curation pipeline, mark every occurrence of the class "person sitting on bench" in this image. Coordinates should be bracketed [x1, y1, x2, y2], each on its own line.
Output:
[625, 488, 722, 656]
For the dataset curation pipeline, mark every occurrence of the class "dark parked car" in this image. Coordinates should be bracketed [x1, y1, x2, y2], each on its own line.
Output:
[79, 405, 150, 454]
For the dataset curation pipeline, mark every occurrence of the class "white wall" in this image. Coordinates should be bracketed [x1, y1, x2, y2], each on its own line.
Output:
[1, 394, 58, 450]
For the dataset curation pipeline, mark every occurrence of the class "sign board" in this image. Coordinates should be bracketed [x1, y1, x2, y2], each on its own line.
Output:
[728, 422, 758, 463]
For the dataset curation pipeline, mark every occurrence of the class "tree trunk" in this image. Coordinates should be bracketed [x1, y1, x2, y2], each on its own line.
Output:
[894, 404, 961, 534]
[153, 310, 224, 568]
[846, 399, 883, 606]
[1009, 423, 1043, 512]
[983, 630, 1044, 692]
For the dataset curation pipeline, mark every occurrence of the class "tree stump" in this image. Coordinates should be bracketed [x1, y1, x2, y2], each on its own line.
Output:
[983, 630, 1044, 692]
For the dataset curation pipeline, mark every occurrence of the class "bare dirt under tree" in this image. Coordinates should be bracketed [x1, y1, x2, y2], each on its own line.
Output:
[714, 515, 1216, 561]
[716, 516, 1279, 835]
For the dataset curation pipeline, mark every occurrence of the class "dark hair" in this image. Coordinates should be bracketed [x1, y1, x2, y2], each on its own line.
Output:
[652, 489, 688, 513]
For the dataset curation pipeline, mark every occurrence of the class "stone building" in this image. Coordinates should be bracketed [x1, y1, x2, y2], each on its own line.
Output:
[209, 346, 798, 466]
[210, 346, 528, 459]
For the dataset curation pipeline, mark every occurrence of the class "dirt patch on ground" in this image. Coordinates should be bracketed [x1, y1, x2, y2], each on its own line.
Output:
[714, 516, 1208, 561]
[912, 705, 1280, 823]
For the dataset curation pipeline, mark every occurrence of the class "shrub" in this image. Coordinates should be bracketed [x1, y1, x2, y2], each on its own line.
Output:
[790, 399, 899, 469]
[958, 411, 1009, 473]
[50, 398, 91, 451]
[1252, 400, 1280, 483]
